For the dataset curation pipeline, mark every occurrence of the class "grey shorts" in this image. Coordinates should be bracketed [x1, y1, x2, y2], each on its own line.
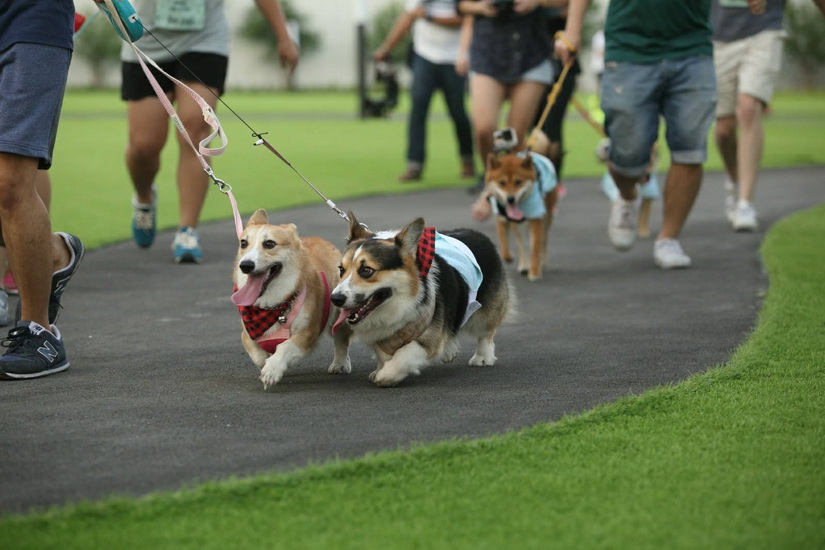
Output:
[0, 43, 72, 169]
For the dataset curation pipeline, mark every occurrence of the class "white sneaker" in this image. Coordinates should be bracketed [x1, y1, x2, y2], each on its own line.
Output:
[608, 197, 638, 251]
[724, 180, 737, 224]
[654, 239, 691, 269]
[732, 200, 758, 232]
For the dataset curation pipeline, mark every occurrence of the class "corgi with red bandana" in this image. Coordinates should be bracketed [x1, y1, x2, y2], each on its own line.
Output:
[231, 209, 352, 390]
[330, 212, 513, 387]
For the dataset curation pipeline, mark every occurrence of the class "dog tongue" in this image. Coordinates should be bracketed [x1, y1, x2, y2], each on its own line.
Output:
[506, 203, 525, 221]
[331, 309, 353, 335]
[231, 274, 267, 306]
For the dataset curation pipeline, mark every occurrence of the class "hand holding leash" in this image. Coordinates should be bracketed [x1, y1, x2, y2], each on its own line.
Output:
[553, 30, 577, 65]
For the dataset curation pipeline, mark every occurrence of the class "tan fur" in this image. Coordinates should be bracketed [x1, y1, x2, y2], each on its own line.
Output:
[234, 208, 352, 390]
[486, 153, 558, 281]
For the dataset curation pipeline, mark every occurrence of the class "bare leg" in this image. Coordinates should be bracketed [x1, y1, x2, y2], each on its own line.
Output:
[126, 96, 171, 205]
[734, 94, 765, 203]
[469, 74, 507, 163]
[714, 115, 738, 183]
[658, 163, 703, 241]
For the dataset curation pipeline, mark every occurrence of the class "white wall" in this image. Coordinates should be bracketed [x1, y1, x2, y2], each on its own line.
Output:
[69, 0, 401, 89]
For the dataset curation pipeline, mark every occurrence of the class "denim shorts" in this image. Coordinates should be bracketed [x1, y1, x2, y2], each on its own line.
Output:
[0, 43, 72, 169]
[601, 56, 717, 178]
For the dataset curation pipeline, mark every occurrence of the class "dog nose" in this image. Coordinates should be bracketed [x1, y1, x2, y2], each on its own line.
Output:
[507, 196, 516, 204]
[239, 260, 255, 274]
[330, 293, 347, 308]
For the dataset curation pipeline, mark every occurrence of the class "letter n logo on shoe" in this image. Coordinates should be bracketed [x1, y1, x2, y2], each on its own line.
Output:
[38, 341, 59, 363]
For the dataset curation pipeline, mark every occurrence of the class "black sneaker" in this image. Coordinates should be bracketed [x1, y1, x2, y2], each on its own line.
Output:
[15, 232, 85, 325]
[0, 321, 68, 379]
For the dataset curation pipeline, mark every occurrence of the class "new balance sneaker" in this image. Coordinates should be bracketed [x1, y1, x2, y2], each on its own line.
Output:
[17, 232, 87, 324]
[653, 238, 692, 270]
[608, 197, 639, 251]
[172, 226, 202, 264]
[0, 321, 68, 380]
[724, 179, 738, 225]
[131, 186, 156, 248]
[732, 200, 758, 232]
[0, 290, 9, 327]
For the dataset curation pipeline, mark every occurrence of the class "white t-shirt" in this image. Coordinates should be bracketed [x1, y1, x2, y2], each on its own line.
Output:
[590, 29, 605, 76]
[406, 0, 461, 65]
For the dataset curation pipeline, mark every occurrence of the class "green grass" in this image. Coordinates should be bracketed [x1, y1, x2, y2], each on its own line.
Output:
[1, 206, 823, 548]
[50, 90, 825, 249]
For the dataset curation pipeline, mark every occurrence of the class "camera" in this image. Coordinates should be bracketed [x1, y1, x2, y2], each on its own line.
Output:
[493, 127, 518, 153]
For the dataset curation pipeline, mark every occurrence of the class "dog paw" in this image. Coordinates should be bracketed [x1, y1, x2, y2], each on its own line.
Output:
[441, 351, 458, 364]
[528, 271, 542, 282]
[328, 357, 352, 375]
[259, 366, 284, 390]
[369, 366, 409, 387]
[468, 353, 497, 367]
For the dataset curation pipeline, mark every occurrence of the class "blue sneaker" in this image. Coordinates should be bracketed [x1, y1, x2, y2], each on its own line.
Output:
[0, 321, 68, 380]
[14, 232, 85, 325]
[131, 188, 156, 248]
[172, 226, 202, 264]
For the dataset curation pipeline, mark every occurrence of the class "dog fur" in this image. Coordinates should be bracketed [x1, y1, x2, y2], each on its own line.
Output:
[485, 152, 559, 281]
[232, 209, 352, 390]
[329, 212, 513, 387]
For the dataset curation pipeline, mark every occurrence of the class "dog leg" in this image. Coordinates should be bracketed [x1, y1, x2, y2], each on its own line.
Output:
[542, 188, 558, 270]
[527, 218, 543, 281]
[440, 337, 460, 363]
[369, 341, 430, 387]
[243, 332, 270, 369]
[469, 329, 497, 366]
[259, 339, 307, 390]
[328, 325, 352, 375]
[638, 198, 652, 238]
[496, 218, 513, 263]
[513, 224, 529, 276]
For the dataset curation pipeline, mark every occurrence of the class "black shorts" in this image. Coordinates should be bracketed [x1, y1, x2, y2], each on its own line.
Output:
[120, 52, 228, 101]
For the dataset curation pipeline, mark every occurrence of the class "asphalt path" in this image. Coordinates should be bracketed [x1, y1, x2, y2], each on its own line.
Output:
[1, 167, 822, 515]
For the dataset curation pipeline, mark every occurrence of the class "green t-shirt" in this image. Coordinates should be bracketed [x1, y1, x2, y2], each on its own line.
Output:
[604, 0, 712, 63]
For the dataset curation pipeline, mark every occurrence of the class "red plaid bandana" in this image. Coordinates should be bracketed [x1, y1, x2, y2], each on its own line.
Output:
[235, 289, 299, 340]
[418, 226, 436, 278]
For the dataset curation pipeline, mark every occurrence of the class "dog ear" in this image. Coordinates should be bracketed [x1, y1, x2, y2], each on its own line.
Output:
[521, 154, 534, 170]
[486, 152, 500, 171]
[248, 208, 268, 226]
[395, 217, 425, 257]
[347, 211, 372, 244]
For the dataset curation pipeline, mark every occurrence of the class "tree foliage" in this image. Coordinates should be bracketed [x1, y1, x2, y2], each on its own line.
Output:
[239, 0, 321, 58]
[73, 12, 123, 88]
[366, 1, 411, 63]
[783, 1, 825, 88]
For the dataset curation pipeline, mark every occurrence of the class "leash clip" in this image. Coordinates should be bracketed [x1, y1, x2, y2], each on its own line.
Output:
[210, 174, 232, 194]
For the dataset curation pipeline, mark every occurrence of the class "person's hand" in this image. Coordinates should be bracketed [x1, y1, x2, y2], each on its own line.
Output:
[373, 46, 390, 63]
[471, 192, 493, 222]
[278, 39, 299, 74]
[412, 5, 427, 19]
[476, 0, 499, 18]
[553, 31, 578, 65]
[455, 54, 469, 77]
[748, 0, 766, 14]
[514, 0, 541, 14]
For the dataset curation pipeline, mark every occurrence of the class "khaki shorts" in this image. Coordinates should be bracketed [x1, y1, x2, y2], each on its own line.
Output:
[713, 29, 785, 118]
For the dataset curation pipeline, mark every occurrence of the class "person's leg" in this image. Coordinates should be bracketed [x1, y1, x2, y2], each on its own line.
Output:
[173, 81, 220, 229]
[658, 163, 703, 240]
[440, 62, 475, 176]
[0, 154, 52, 329]
[504, 80, 546, 151]
[734, 94, 765, 203]
[402, 54, 437, 181]
[469, 73, 507, 165]
[714, 116, 738, 182]
[125, 97, 170, 205]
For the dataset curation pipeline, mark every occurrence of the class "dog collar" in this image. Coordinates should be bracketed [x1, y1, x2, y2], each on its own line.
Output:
[417, 226, 436, 278]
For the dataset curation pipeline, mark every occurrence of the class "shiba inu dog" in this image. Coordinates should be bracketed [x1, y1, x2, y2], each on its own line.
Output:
[485, 151, 559, 281]
[330, 212, 513, 387]
[231, 209, 352, 390]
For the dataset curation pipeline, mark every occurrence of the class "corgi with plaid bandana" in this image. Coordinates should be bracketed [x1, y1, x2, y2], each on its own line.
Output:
[330, 212, 514, 387]
[232, 209, 352, 390]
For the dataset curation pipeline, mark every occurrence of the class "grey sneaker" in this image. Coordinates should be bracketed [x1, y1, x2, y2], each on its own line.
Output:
[732, 200, 758, 232]
[608, 197, 638, 251]
[654, 238, 692, 269]
[0, 290, 8, 327]
[0, 321, 68, 380]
